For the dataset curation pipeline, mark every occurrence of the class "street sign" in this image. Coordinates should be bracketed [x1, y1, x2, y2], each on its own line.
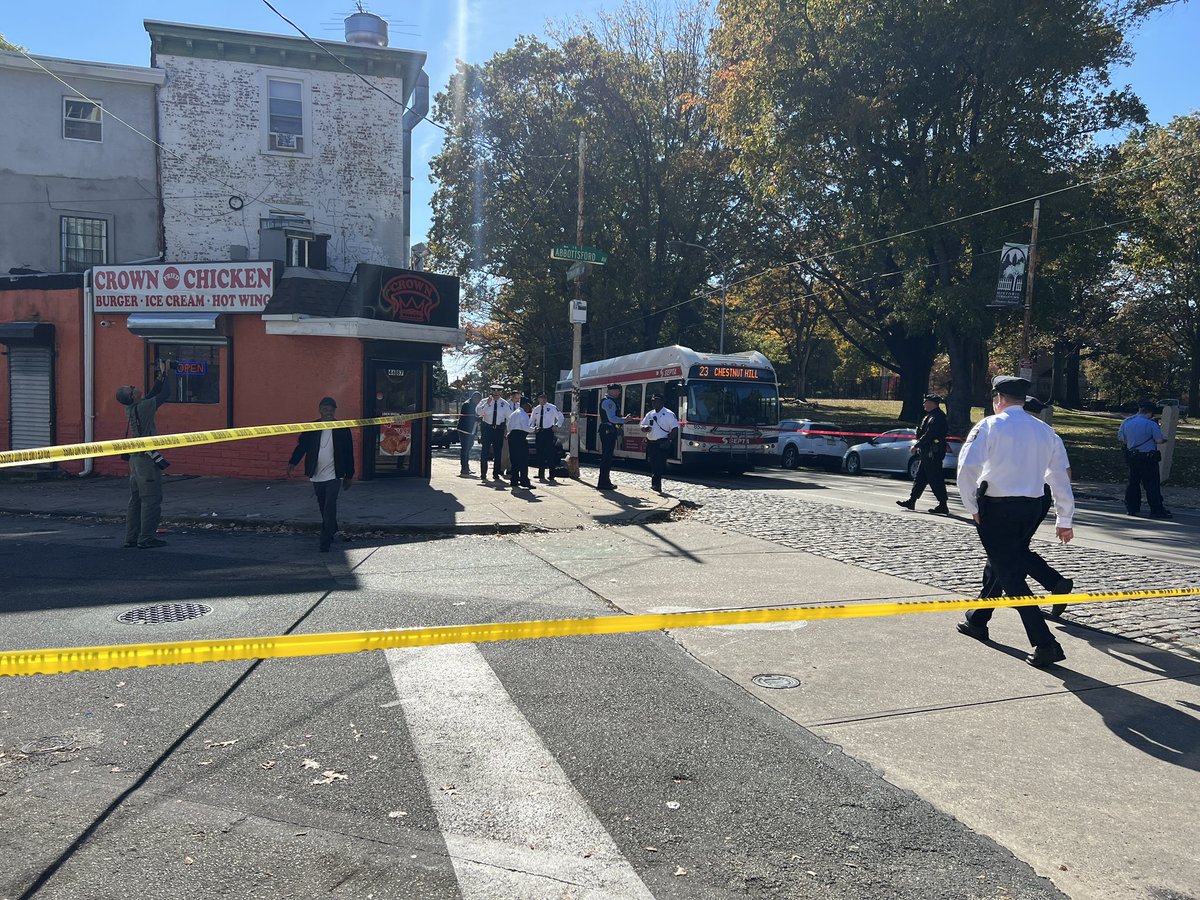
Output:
[565, 261, 587, 281]
[569, 299, 587, 324]
[1020, 359, 1033, 381]
[551, 245, 608, 265]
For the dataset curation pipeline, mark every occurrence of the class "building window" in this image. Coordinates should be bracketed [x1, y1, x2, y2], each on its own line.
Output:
[63, 97, 102, 142]
[267, 78, 305, 152]
[156, 345, 221, 404]
[60, 217, 108, 272]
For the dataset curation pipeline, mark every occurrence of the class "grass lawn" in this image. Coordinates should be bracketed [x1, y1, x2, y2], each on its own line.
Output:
[783, 398, 1198, 488]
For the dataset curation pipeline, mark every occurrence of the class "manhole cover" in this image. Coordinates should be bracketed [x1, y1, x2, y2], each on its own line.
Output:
[751, 673, 801, 690]
[117, 603, 213, 625]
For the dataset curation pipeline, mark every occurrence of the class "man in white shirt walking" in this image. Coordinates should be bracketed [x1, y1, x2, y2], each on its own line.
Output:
[956, 375, 1075, 667]
[640, 394, 680, 494]
[530, 391, 563, 484]
[287, 396, 355, 553]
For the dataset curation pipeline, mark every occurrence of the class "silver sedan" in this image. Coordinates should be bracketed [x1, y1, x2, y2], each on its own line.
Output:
[842, 428, 959, 480]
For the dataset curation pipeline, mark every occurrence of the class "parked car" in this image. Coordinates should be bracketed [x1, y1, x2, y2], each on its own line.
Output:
[430, 415, 458, 449]
[842, 428, 960, 480]
[777, 419, 849, 470]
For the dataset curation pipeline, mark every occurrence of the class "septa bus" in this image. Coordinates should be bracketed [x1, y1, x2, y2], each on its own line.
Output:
[554, 345, 780, 471]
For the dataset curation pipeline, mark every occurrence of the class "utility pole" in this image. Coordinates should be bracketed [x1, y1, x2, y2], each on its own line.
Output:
[1020, 199, 1041, 380]
[719, 269, 727, 355]
[568, 131, 585, 479]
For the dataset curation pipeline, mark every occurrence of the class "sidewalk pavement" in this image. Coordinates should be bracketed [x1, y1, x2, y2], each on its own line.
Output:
[0, 456, 677, 535]
[515, 521, 1200, 900]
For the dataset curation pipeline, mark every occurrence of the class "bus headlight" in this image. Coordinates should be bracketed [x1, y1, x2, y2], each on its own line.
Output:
[687, 440, 701, 448]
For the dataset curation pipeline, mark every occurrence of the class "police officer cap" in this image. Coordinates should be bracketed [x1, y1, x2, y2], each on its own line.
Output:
[489, 383, 504, 391]
[991, 375, 1030, 397]
[923, 393, 942, 404]
[607, 383, 621, 391]
[1023, 395, 1046, 414]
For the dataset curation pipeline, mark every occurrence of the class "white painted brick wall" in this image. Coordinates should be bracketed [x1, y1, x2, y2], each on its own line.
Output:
[156, 54, 406, 273]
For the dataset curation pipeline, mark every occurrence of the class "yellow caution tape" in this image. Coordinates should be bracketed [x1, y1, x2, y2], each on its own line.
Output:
[2, 588, 1195, 678]
[0, 412, 432, 469]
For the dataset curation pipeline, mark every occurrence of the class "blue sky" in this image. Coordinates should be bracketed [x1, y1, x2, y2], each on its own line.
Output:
[5, 0, 1198, 249]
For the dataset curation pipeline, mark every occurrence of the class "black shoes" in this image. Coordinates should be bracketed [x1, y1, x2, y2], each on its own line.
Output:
[1026, 642, 1066, 668]
[927, 505, 949, 515]
[597, 482, 616, 491]
[1048, 578, 1073, 618]
[138, 538, 168, 549]
[123, 541, 137, 549]
[956, 620, 989, 642]
[1150, 509, 1173, 519]
[896, 499, 916, 510]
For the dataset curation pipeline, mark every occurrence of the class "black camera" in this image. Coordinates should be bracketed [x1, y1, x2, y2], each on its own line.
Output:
[148, 449, 170, 470]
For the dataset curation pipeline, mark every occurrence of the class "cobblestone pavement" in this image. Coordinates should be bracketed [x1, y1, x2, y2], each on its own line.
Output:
[586, 464, 1200, 659]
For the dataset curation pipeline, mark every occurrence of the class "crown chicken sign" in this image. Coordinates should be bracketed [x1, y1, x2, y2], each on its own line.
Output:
[357, 264, 459, 330]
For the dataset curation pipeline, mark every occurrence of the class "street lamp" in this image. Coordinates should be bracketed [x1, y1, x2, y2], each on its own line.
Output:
[670, 240, 727, 354]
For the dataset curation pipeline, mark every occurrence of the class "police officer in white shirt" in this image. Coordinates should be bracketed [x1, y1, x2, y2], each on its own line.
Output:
[506, 396, 535, 491]
[956, 375, 1075, 668]
[530, 391, 563, 484]
[640, 393, 680, 494]
[475, 385, 513, 482]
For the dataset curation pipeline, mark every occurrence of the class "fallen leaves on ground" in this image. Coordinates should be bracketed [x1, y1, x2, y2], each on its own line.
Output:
[310, 770, 347, 785]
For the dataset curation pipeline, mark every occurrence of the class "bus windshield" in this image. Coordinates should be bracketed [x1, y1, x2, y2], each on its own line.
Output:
[687, 381, 779, 427]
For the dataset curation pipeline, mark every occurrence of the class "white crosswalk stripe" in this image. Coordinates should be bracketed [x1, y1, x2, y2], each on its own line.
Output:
[386, 644, 655, 899]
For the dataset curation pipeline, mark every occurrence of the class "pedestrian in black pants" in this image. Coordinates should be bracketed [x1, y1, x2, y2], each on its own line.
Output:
[639, 394, 680, 494]
[897, 393, 949, 514]
[1118, 400, 1171, 519]
[287, 396, 354, 553]
[475, 385, 511, 482]
[597, 384, 627, 491]
[956, 375, 1076, 668]
[507, 397, 534, 491]
[530, 391, 563, 483]
[981, 485, 1074, 616]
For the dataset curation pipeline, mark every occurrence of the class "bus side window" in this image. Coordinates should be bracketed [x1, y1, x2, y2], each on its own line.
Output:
[583, 389, 599, 450]
[646, 381, 666, 413]
[623, 384, 643, 418]
[559, 391, 572, 415]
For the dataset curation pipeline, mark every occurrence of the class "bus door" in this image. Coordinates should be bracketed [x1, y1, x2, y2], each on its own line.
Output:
[622, 384, 645, 457]
[582, 388, 599, 452]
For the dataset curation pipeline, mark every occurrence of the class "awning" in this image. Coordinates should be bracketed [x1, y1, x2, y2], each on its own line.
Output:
[127, 313, 225, 344]
[0, 322, 55, 346]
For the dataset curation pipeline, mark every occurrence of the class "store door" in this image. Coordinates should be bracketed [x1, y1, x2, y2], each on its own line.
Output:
[371, 364, 425, 476]
[8, 345, 54, 450]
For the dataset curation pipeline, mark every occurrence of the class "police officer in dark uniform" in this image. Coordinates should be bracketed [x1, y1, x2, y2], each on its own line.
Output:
[956, 376, 1076, 668]
[597, 383, 628, 491]
[897, 393, 949, 514]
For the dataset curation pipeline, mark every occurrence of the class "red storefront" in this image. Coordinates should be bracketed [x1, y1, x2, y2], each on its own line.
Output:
[1, 262, 462, 480]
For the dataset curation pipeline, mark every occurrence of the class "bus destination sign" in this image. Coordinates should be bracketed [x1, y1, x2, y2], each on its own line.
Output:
[689, 364, 775, 382]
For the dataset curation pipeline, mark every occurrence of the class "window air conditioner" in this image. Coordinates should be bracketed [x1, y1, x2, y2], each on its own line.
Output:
[270, 132, 301, 151]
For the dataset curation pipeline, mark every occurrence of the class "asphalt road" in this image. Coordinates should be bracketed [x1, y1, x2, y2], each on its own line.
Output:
[0, 518, 1062, 899]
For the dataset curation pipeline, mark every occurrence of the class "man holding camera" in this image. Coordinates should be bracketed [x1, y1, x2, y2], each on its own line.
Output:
[288, 396, 355, 553]
[115, 358, 175, 549]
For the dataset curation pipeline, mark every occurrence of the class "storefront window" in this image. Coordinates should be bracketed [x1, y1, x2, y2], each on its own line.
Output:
[155, 344, 221, 404]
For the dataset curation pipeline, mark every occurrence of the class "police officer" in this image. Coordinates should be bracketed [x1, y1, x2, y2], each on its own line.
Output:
[956, 375, 1075, 668]
[475, 385, 512, 482]
[897, 392, 949, 514]
[1118, 400, 1171, 519]
[597, 383, 631, 491]
[640, 393, 680, 494]
[530, 391, 563, 483]
[506, 396, 535, 491]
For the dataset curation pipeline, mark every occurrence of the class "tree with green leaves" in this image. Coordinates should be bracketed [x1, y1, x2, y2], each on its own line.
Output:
[1109, 114, 1200, 410]
[0, 32, 24, 52]
[427, 1, 750, 388]
[709, 0, 1168, 425]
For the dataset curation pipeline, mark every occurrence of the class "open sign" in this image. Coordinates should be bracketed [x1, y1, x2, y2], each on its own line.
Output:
[176, 360, 207, 375]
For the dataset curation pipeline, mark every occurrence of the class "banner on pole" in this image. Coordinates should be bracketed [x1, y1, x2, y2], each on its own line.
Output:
[989, 243, 1029, 308]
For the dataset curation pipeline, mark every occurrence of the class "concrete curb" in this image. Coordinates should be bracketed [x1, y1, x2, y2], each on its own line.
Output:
[0, 502, 681, 536]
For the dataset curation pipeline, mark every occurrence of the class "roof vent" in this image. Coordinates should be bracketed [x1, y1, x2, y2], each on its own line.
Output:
[344, 11, 388, 47]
